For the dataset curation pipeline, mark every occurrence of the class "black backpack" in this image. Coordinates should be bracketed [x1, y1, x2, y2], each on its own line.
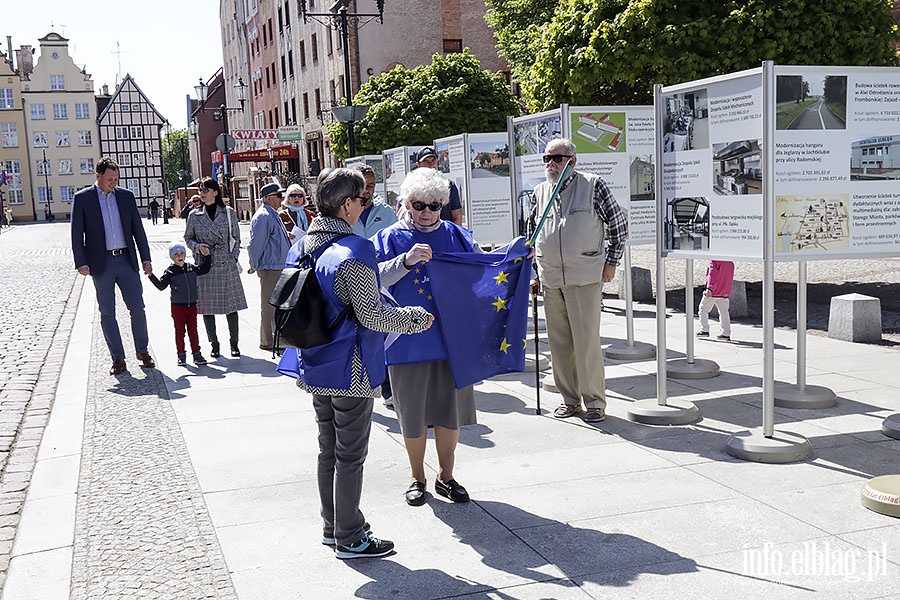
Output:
[269, 234, 352, 350]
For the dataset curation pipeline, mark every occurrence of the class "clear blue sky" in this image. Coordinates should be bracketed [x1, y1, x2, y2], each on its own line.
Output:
[5, 1, 224, 129]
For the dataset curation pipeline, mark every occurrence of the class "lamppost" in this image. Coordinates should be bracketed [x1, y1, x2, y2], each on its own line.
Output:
[41, 149, 54, 222]
[267, 146, 276, 176]
[178, 137, 189, 208]
[300, 0, 382, 158]
[194, 77, 247, 202]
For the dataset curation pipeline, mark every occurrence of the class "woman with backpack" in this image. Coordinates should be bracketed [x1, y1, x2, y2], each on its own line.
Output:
[279, 167, 434, 560]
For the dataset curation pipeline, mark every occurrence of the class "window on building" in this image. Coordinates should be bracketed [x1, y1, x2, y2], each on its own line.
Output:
[119, 154, 131, 167]
[284, 1, 290, 26]
[39, 187, 54, 203]
[80, 158, 94, 173]
[314, 88, 321, 117]
[115, 126, 129, 139]
[75, 103, 90, 119]
[329, 79, 335, 103]
[327, 27, 333, 55]
[268, 18, 273, 41]
[53, 103, 68, 119]
[127, 179, 140, 197]
[36, 159, 50, 176]
[56, 131, 70, 147]
[3, 160, 23, 204]
[78, 130, 92, 146]
[133, 153, 145, 166]
[50, 75, 65, 90]
[275, 106, 280, 128]
[311, 33, 318, 62]
[303, 93, 309, 120]
[278, 6, 283, 30]
[299, 41, 306, 67]
[130, 126, 142, 139]
[284, 101, 290, 124]
[1, 123, 17, 147]
[31, 103, 46, 119]
[61, 185, 76, 202]
[443, 39, 463, 53]
[262, 22, 268, 46]
[0, 88, 13, 109]
[281, 55, 286, 81]
[59, 159, 73, 175]
[122, 104, 131, 112]
[131, 104, 141, 112]
[291, 98, 297, 124]
[268, 109, 273, 129]
[265, 65, 271, 88]
[33, 131, 48, 147]
[288, 50, 294, 77]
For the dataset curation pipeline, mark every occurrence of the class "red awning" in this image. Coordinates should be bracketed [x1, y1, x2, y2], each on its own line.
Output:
[227, 145, 300, 163]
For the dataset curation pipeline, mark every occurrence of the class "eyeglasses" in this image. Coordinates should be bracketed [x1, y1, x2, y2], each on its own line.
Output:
[288, 193, 305, 199]
[268, 193, 284, 199]
[542, 154, 573, 164]
[410, 201, 443, 212]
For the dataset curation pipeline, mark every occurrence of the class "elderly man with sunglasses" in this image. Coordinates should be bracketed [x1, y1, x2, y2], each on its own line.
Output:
[248, 182, 292, 351]
[528, 138, 628, 424]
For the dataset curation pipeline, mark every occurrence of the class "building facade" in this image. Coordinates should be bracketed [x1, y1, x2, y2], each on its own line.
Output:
[20, 33, 99, 221]
[1, 47, 33, 222]
[97, 74, 167, 211]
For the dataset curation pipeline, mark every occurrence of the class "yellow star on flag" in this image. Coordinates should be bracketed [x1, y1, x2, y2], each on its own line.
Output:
[523, 338, 528, 349]
[418, 288, 425, 295]
[513, 257, 524, 263]
[499, 338, 512, 354]
[491, 296, 508, 312]
[493, 271, 509, 285]
[427, 294, 432, 300]
[413, 278, 420, 284]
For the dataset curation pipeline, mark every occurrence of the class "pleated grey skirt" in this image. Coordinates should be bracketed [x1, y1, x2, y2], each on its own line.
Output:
[388, 360, 476, 438]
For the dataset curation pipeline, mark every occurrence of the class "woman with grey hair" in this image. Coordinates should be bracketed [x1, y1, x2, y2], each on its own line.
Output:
[371, 167, 480, 508]
[279, 183, 316, 243]
[279, 167, 434, 559]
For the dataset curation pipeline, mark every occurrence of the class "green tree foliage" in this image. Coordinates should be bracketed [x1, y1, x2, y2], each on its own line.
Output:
[326, 50, 520, 159]
[485, 0, 558, 85]
[515, 0, 899, 111]
[163, 129, 191, 195]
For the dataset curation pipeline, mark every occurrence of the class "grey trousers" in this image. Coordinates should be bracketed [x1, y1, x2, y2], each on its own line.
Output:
[257, 269, 282, 347]
[543, 283, 607, 410]
[313, 394, 374, 546]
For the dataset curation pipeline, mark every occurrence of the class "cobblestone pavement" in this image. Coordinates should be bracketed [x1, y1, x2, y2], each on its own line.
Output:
[0, 223, 81, 587]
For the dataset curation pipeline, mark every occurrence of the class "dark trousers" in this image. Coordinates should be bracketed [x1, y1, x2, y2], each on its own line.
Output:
[202, 312, 239, 346]
[171, 304, 200, 353]
[93, 254, 149, 360]
[313, 394, 373, 546]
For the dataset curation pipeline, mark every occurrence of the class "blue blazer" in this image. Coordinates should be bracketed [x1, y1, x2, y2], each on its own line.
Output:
[71, 185, 151, 276]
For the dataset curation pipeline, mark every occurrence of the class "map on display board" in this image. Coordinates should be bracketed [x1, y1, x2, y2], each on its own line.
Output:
[659, 68, 765, 260]
[566, 106, 655, 245]
[773, 66, 900, 259]
[510, 109, 563, 236]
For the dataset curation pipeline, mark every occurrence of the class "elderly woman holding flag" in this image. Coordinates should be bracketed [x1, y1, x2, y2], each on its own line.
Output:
[372, 167, 485, 507]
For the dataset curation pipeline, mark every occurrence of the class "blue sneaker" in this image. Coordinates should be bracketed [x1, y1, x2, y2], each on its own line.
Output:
[334, 533, 394, 559]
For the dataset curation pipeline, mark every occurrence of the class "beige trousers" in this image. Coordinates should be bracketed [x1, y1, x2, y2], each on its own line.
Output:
[257, 269, 282, 347]
[542, 283, 606, 410]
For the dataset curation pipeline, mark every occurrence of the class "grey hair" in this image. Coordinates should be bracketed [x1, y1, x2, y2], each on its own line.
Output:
[400, 168, 450, 208]
[282, 183, 307, 208]
[546, 137, 577, 156]
[315, 168, 365, 217]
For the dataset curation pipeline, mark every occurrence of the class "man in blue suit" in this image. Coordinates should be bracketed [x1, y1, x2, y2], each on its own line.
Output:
[71, 157, 155, 375]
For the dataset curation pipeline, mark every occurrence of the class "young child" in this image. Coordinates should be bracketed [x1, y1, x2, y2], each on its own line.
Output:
[697, 260, 735, 341]
[149, 242, 212, 365]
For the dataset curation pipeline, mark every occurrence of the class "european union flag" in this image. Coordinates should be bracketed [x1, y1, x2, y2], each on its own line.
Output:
[427, 236, 533, 389]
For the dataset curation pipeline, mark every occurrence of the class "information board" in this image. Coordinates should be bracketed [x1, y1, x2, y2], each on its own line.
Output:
[344, 154, 387, 205]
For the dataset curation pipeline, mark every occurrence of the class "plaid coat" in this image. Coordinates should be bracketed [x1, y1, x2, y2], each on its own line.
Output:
[184, 205, 248, 314]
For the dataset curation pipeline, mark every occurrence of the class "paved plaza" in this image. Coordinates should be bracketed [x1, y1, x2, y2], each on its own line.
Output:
[0, 221, 898, 599]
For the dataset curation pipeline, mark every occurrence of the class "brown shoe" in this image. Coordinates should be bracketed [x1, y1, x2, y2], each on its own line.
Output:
[136, 352, 156, 369]
[109, 359, 127, 375]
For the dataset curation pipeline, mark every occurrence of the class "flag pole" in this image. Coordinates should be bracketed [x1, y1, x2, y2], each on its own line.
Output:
[527, 159, 571, 415]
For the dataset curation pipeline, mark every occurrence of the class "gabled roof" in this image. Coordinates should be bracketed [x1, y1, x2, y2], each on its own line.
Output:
[97, 73, 167, 124]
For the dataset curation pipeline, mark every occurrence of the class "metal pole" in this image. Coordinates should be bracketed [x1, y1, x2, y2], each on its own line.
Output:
[685, 259, 694, 363]
[181, 138, 188, 208]
[797, 260, 807, 391]
[762, 62, 776, 439]
[340, 7, 355, 158]
[222, 106, 231, 200]
[532, 291, 541, 415]
[624, 246, 635, 346]
[42, 149, 53, 221]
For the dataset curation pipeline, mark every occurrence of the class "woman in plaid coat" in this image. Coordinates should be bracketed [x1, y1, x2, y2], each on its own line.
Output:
[184, 176, 248, 358]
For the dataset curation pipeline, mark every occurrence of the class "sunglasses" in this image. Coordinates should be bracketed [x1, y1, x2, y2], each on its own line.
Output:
[542, 154, 572, 164]
[289, 193, 305, 198]
[411, 201, 442, 212]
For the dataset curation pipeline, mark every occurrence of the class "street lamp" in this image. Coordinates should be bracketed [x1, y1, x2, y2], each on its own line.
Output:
[267, 146, 276, 176]
[194, 76, 247, 201]
[300, 0, 383, 158]
[41, 149, 54, 222]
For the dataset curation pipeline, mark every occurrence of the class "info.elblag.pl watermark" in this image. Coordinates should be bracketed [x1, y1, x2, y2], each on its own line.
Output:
[743, 541, 890, 582]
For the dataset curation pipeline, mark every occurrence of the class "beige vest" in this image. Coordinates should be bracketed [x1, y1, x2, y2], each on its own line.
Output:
[533, 171, 605, 288]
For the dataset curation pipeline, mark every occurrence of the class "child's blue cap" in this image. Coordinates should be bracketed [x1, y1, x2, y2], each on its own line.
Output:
[169, 242, 186, 260]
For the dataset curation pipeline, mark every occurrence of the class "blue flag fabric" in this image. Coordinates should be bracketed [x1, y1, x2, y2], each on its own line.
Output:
[426, 236, 533, 389]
